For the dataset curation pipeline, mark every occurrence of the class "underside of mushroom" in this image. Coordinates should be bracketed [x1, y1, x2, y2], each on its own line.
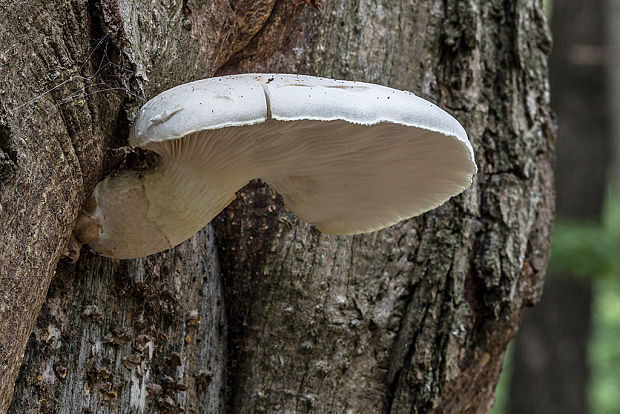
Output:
[66, 74, 477, 260]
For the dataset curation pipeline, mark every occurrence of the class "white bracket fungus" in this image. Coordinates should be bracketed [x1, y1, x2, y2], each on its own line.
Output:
[70, 74, 477, 260]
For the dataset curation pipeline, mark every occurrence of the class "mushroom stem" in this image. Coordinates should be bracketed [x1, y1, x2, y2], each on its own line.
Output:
[62, 233, 82, 263]
[63, 199, 102, 263]
[82, 134, 248, 259]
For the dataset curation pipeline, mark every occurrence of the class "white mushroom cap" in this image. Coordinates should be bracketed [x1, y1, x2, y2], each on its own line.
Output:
[84, 74, 476, 259]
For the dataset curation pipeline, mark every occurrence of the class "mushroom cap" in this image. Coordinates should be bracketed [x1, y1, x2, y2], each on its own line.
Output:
[87, 74, 477, 259]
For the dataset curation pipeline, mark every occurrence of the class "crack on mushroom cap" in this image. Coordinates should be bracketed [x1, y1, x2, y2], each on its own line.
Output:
[83, 74, 477, 259]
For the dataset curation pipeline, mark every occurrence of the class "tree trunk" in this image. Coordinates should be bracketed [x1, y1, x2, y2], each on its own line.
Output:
[508, 0, 612, 412]
[509, 278, 592, 414]
[1, 1, 554, 413]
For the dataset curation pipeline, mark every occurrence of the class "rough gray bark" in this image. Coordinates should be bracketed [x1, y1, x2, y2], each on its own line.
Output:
[1, 1, 554, 413]
[10, 229, 228, 413]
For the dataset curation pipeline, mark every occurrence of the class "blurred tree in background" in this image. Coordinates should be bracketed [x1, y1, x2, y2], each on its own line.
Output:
[497, 0, 620, 413]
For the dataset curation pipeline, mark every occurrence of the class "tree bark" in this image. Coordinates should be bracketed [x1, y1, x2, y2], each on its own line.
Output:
[1, 1, 554, 413]
[508, 0, 612, 412]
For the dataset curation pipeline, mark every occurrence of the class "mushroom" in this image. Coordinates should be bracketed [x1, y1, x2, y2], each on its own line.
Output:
[72, 74, 477, 260]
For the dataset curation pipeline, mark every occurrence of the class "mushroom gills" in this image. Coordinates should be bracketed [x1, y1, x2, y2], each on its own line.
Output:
[85, 119, 473, 259]
[76, 74, 476, 259]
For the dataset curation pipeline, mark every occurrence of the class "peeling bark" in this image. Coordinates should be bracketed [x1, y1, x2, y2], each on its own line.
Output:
[1, 0, 554, 413]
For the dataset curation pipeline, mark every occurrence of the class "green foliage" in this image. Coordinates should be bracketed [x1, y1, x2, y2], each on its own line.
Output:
[547, 219, 618, 280]
[544, 0, 552, 17]
[586, 191, 620, 413]
[590, 278, 620, 413]
[548, 190, 620, 280]
[491, 190, 620, 414]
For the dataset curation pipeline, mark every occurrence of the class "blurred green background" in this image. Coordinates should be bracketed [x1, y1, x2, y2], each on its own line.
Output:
[492, 192, 620, 413]
[490, 0, 620, 412]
